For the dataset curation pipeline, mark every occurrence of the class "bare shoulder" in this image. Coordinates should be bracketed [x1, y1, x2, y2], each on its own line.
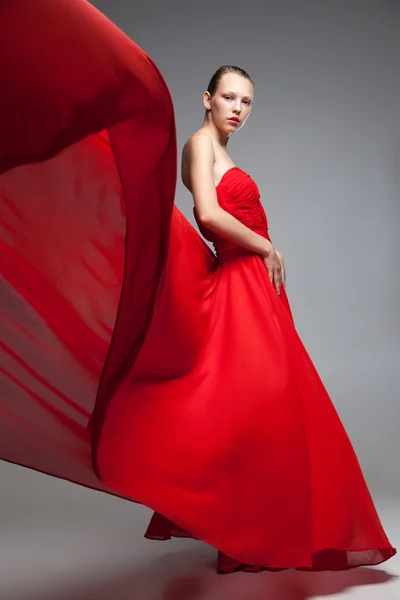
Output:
[181, 131, 215, 190]
[182, 130, 214, 161]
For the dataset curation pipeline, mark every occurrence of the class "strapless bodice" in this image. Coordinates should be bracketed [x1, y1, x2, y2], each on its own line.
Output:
[194, 167, 270, 263]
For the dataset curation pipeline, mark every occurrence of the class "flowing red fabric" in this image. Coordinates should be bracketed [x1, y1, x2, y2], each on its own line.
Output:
[0, 0, 396, 573]
[0, 0, 176, 499]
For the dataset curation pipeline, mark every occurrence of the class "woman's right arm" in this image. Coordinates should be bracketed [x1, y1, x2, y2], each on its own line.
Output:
[185, 132, 272, 258]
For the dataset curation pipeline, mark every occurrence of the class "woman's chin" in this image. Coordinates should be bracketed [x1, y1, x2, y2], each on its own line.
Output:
[222, 123, 241, 134]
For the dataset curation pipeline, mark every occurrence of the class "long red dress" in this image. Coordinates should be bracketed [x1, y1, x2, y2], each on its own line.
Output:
[0, 0, 396, 574]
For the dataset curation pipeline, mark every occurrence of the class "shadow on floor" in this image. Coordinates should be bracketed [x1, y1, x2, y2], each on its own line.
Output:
[3, 546, 397, 600]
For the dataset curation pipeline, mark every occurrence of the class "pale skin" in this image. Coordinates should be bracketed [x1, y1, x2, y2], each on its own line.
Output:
[181, 71, 286, 295]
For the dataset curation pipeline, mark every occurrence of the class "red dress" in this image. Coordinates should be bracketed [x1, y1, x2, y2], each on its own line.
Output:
[0, 0, 396, 574]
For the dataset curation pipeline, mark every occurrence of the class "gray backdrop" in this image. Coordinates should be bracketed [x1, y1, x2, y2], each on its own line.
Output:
[91, 0, 400, 495]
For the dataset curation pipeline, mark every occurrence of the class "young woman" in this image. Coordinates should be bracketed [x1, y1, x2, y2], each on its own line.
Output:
[0, 0, 396, 575]
[132, 66, 397, 573]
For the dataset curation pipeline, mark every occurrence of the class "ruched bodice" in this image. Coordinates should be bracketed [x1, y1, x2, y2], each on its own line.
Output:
[194, 167, 271, 263]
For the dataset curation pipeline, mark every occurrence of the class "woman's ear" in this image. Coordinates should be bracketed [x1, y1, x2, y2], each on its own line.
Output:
[203, 91, 211, 111]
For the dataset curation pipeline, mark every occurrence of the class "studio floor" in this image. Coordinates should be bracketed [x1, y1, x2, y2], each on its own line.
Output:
[0, 462, 398, 600]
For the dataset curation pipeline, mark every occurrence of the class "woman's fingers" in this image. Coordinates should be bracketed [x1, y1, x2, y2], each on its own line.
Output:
[275, 249, 286, 291]
[281, 259, 286, 288]
[274, 263, 282, 295]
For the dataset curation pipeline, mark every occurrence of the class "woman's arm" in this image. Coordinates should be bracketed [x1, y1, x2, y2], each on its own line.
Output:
[184, 132, 272, 258]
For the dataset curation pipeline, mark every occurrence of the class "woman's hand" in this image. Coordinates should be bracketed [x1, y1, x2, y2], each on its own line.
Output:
[263, 246, 286, 295]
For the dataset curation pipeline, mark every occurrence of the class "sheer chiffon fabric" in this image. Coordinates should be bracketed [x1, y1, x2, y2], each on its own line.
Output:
[0, 0, 176, 497]
[0, 0, 396, 573]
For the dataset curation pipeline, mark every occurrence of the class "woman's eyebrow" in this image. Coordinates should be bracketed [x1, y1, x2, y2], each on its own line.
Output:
[222, 89, 253, 99]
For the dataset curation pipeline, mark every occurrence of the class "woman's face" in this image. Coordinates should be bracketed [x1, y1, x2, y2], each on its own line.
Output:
[205, 72, 254, 134]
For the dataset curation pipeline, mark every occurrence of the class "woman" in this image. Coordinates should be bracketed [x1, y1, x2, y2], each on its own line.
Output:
[0, 0, 396, 575]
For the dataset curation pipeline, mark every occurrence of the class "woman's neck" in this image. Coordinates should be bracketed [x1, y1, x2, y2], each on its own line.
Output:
[201, 120, 229, 149]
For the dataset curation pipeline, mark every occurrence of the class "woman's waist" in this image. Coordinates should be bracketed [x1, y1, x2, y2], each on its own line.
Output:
[213, 228, 271, 263]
